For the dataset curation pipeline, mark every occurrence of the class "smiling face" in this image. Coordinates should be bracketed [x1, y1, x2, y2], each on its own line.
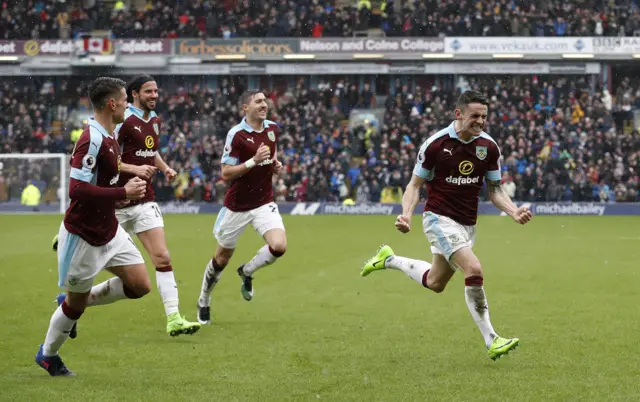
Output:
[133, 80, 158, 112]
[455, 102, 488, 137]
[242, 91, 268, 121]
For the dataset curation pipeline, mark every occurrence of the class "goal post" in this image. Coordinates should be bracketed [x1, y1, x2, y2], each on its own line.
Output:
[0, 153, 68, 214]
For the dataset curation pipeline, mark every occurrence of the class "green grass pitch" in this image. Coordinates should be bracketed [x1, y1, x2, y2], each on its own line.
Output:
[0, 214, 639, 401]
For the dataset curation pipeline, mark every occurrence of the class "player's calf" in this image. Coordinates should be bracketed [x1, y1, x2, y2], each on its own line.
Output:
[108, 264, 152, 299]
[122, 282, 151, 299]
[423, 254, 455, 293]
[424, 276, 446, 293]
[85, 277, 150, 307]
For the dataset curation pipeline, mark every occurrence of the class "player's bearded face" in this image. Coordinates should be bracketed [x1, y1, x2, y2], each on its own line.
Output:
[246, 94, 268, 121]
[137, 81, 158, 111]
[457, 103, 488, 136]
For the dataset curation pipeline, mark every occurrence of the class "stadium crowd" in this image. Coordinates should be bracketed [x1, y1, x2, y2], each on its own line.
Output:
[1, 74, 639, 205]
[2, 0, 639, 40]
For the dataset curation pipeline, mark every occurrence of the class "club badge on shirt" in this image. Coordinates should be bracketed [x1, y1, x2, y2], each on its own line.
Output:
[476, 146, 487, 161]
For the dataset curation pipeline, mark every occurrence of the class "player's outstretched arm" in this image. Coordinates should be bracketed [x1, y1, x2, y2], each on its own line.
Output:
[395, 174, 425, 233]
[486, 180, 532, 225]
[402, 174, 425, 218]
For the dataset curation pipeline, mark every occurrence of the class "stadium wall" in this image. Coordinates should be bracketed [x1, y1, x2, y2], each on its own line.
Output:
[2, 202, 639, 216]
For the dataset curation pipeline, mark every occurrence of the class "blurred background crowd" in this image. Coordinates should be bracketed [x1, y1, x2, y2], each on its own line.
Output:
[1, 72, 639, 205]
[1, 0, 639, 206]
[2, 0, 639, 40]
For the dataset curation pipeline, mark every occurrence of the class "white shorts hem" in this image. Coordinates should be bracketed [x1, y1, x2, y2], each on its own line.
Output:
[213, 202, 285, 249]
[116, 202, 165, 235]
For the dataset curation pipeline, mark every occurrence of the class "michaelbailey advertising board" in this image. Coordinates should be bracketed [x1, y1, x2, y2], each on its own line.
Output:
[2, 202, 636, 216]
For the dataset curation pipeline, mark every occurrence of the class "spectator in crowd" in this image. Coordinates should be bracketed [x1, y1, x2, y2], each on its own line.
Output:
[20, 180, 41, 211]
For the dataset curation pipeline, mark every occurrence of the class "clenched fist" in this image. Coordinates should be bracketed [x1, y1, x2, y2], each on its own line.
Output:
[395, 215, 411, 233]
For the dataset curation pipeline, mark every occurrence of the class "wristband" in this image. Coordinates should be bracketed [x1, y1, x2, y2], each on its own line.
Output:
[244, 158, 256, 169]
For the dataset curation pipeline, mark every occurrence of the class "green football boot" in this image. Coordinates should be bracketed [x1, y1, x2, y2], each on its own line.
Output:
[167, 312, 202, 337]
[488, 336, 520, 360]
[361, 245, 395, 277]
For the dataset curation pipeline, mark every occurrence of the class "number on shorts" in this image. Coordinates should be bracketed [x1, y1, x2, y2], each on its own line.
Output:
[270, 205, 277, 213]
[153, 204, 162, 218]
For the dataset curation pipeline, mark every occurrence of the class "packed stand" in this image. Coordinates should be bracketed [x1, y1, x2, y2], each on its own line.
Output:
[1, 75, 639, 205]
[382, 76, 640, 204]
[396, 0, 640, 37]
[263, 76, 639, 204]
[0, 0, 101, 40]
[2, 0, 639, 40]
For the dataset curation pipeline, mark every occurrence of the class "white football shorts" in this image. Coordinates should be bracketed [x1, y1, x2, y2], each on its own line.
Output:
[57, 222, 145, 293]
[423, 211, 476, 269]
[213, 202, 285, 249]
[116, 201, 164, 234]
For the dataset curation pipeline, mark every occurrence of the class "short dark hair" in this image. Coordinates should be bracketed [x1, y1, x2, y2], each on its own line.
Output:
[126, 74, 155, 103]
[240, 89, 262, 106]
[456, 90, 489, 111]
[89, 77, 126, 110]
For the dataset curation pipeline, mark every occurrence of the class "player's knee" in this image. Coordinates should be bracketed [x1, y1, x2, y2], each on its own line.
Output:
[124, 284, 151, 299]
[64, 293, 89, 316]
[123, 277, 152, 299]
[269, 242, 286, 257]
[215, 248, 234, 268]
[466, 261, 483, 277]
[152, 250, 171, 268]
[62, 300, 85, 320]
[215, 254, 232, 268]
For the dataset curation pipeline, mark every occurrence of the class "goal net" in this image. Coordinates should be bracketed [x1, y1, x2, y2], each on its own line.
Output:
[0, 153, 68, 214]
